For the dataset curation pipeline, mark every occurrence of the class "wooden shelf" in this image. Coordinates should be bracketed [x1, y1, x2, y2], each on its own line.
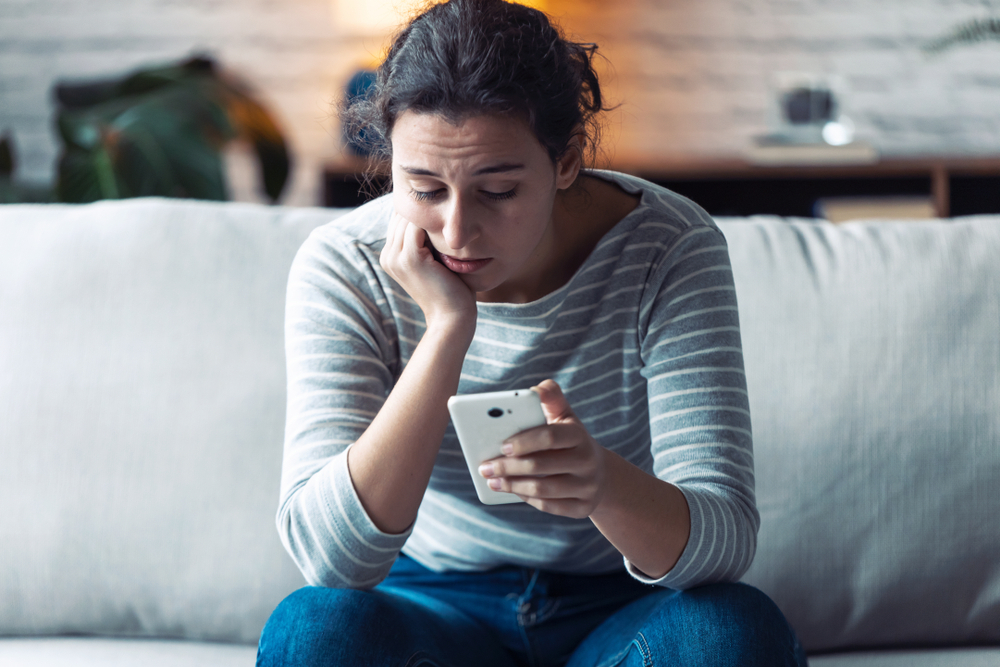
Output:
[616, 154, 1000, 218]
[323, 154, 1000, 218]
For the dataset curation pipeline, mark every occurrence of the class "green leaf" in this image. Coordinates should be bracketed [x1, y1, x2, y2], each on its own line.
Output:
[113, 123, 177, 198]
[57, 111, 103, 150]
[57, 147, 116, 202]
[162, 131, 227, 200]
[113, 86, 230, 199]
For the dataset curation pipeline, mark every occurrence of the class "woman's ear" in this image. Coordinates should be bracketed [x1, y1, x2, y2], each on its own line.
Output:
[554, 131, 585, 190]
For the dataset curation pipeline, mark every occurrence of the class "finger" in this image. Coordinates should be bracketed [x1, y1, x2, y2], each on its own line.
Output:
[381, 212, 404, 267]
[532, 379, 575, 422]
[492, 473, 593, 502]
[386, 212, 404, 249]
[401, 218, 431, 260]
[480, 448, 585, 478]
[502, 422, 578, 456]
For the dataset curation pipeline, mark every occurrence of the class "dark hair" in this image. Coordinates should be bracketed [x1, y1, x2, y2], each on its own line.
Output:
[341, 0, 606, 171]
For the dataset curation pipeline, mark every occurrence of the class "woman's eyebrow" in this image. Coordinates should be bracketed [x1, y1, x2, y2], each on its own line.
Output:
[474, 163, 525, 175]
[399, 163, 525, 177]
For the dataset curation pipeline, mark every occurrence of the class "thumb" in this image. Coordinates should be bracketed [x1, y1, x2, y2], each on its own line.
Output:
[532, 379, 576, 423]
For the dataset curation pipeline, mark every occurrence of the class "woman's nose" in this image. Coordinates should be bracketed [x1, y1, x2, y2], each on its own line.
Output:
[441, 198, 479, 250]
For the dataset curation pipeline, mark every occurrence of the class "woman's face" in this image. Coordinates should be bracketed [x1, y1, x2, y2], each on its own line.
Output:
[390, 111, 579, 302]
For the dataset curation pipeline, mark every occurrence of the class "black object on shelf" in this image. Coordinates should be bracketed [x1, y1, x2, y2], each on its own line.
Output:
[951, 176, 1000, 216]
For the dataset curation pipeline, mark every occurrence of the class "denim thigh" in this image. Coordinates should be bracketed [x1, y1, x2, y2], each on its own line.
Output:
[564, 582, 808, 667]
[256, 582, 519, 667]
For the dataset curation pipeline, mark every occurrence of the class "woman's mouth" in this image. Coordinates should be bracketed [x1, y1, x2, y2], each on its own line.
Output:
[439, 254, 492, 274]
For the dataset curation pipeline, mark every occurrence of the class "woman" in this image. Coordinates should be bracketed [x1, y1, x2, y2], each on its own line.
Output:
[258, 0, 806, 665]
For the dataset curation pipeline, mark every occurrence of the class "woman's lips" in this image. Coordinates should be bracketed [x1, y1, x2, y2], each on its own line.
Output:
[439, 254, 492, 274]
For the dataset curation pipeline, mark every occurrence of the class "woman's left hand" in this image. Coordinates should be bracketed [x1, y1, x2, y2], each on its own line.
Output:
[478, 379, 608, 519]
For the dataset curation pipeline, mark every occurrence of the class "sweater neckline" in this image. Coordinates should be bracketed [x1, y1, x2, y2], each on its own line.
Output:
[475, 170, 649, 319]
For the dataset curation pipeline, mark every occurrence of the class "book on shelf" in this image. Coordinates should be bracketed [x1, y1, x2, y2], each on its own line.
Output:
[814, 196, 936, 223]
[745, 137, 879, 167]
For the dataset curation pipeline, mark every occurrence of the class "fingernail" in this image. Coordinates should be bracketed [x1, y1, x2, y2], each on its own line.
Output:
[478, 463, 494, 478]
[488, 478, 501, 490]
[501, 443, 513, 456]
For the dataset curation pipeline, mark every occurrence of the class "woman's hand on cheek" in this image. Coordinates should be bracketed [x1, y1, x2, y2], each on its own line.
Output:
[478, 380, 609, 519]
[380, 211, 477, 330]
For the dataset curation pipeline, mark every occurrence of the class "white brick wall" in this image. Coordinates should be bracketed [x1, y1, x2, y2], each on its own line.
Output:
[563, 0, 1000, 166]
[2, 0, 1000, 205]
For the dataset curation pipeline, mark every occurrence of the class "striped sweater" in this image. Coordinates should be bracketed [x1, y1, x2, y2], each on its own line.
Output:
[277, 171, 758, 591]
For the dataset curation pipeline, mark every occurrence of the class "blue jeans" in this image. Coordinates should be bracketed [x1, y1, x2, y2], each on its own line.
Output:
[257, 555, 807, 667]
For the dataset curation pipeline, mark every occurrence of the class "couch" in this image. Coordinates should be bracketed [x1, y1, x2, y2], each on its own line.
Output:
[0, 197, 997, 666]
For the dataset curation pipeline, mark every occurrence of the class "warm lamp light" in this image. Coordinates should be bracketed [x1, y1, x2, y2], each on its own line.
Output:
[330, 0, 422, 37]
[331, 0, 551, 37]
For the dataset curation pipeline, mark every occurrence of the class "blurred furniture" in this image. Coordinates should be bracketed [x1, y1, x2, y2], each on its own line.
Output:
[1, 198, 998, 666]
[325, 156, 1000, 218]
[639, 155, 1000, 219]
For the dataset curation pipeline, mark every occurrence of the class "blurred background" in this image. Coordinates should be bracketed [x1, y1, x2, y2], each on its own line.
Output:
[2, 0, 1000, 215]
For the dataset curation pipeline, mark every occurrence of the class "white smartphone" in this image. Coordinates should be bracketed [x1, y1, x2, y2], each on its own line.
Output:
[447, 389, 547, 505]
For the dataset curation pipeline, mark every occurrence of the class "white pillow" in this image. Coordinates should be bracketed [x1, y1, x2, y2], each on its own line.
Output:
[0, 199, 340, 643]
[720, 216, 1000, 653]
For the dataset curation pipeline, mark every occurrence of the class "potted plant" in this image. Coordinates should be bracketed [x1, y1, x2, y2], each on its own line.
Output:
[54, 55, 290, 203]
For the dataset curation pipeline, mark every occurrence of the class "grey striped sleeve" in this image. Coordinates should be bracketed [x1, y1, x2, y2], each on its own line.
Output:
[634, 222, 759, 589]
[276, 229, 411, 589]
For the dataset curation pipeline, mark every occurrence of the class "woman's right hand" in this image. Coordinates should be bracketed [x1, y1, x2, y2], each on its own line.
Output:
[380, 211, 478, 332]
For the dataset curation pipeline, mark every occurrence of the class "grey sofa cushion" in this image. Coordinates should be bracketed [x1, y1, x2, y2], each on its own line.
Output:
[809, 647, 1000, 666]
[719, 217, 1000, 654]
[0, 199, 339, 643]
[0, 638, 256, 666]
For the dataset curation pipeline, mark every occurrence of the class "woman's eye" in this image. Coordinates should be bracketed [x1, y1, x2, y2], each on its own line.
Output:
[483, 188, 517, 201]
[410, 188, 443, 202]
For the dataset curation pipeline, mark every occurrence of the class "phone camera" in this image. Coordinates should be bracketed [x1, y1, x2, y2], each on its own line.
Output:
[488, 408, 503, 418]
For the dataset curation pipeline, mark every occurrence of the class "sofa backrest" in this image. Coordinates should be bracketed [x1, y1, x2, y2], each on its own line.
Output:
[721, 215, 1000, 653]
[0, 199, 341, 644]
[1, 199, 998, 653]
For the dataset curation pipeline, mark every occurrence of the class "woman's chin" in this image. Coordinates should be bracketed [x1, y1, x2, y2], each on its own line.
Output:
[460, 271, 506, 301]
[462, 273, 496, 295]
[456, 264, 534, 303]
